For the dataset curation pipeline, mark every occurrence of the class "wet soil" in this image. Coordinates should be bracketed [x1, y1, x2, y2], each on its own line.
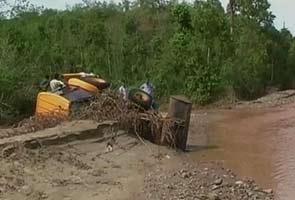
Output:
[0, 134, 174, 200]
[2, 90, 295, 199]
[188, 103, 295, 200]
[0, 117, 274, 200]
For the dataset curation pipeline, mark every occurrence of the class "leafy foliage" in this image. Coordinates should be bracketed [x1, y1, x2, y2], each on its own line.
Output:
[0, 0, 294, 119]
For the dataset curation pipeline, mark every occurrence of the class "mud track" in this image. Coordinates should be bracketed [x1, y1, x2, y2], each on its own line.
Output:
[4, 89, 295, 199]
[0, 116, 275, 200]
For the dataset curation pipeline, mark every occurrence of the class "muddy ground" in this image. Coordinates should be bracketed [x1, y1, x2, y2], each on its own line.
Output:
[2, 90, 294, 200]
[0, 119, 274, 200]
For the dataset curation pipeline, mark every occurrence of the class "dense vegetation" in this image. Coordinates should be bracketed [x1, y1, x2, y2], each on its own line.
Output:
[0, 0, 295, 120]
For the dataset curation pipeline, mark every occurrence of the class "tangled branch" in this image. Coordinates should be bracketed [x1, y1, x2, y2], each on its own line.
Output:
[2, 91, 180, 147]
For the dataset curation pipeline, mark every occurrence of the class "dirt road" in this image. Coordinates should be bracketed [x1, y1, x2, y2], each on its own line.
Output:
[0, 132, 173, 200]
[3, 93, 295, 199]
[0, 115, 275, 200]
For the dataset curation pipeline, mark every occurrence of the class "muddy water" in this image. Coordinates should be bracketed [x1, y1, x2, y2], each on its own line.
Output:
[189, 103, 295, 200]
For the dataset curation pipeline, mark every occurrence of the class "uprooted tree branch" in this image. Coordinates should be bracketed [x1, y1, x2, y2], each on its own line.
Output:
[5, 91, 183, 148]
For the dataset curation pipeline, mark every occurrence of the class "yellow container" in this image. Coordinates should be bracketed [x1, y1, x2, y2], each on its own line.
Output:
[68, 78, 99, 94]
[35, 92, 70, 118]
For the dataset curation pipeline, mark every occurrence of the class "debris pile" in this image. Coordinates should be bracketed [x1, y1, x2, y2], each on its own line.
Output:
[70, 91, 180, 146]
[143, 163, 274, 200]
[2, 91, 179, 146]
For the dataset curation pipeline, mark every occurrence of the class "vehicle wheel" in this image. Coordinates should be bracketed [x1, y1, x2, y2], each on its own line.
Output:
[128, 89, 152, 110]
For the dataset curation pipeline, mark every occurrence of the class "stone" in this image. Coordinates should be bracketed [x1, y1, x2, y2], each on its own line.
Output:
[208, 192, 220, 200]
[167, 185, 174, 190]
[2, 145, 16, 157]
[262, 189, 273, 194]
[41, 193, 48, 199]
[24, 167, 34, 175]
[22, 185, 31, 195]
[235, 181, 243, 185]
[248, 191, 253, 197]
[212, 185, 220, 190]
[214, 178, 223, 186]
[70, 176, 83, 184]
[181, 172, 190, 178]
[254, 186, 260, 191]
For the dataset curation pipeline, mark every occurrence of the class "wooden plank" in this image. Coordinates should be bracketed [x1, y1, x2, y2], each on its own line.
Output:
[167, 96, 192, 151]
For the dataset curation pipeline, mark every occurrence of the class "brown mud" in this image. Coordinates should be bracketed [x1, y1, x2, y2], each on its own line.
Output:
[188, 103, 295, 200]
[2, 90, 295, 199]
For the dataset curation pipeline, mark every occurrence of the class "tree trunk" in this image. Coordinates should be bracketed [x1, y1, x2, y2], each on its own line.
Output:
[207, 47, 210, 66]
[229, 0, 235, 35]
[270, 59, 274, 83]
[107, 39, 112, 77]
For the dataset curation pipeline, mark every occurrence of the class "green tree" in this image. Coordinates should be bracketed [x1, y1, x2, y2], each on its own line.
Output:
[234, 0, 274, 26]
[226, 23, 270, 99]
[0, 0, 295, 121]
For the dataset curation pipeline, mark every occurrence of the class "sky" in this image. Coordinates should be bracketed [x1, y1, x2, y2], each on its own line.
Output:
[7, 0, 295, 34]
[29, 0, 83, 9]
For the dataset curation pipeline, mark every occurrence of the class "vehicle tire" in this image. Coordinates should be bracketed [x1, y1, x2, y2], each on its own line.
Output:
[128, 89, 152, 110]
[82, 77, 110, 90]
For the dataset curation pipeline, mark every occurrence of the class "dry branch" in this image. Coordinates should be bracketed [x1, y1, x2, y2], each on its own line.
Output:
[2, 91, 180, 147]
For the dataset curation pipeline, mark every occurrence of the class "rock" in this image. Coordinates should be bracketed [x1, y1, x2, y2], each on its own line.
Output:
[214, 178, 223, 186]
[254, 186, 260, 191]
[181, 172, 190, 178]
[70, 176, 83, 184]
[248, 191, 253, 197]
[41, 192, 48, 199]
[13, 161, 22, 167]
[167, 185, 174, 190]
[235, 181, 243, 185]
[90, 169, 105, 177]
[22, 185, 31, 195]
[207, 192, 220, 200]
[212, 185, 220, 190]
[2, 145, 16, 158]
[262, 189, 273, 194]
[202, 171, 209, 176]
[24, 167, 34, 175]
[106, 143, 113, 152]
[142, 163, 274, 200]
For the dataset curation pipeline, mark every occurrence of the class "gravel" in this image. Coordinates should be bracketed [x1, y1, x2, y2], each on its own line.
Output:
[143, 162, 274, 200]
[237, 90, 295, 108]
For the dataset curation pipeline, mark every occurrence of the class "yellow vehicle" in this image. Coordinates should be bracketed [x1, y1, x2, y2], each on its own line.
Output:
[35, 73, 110, 118]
